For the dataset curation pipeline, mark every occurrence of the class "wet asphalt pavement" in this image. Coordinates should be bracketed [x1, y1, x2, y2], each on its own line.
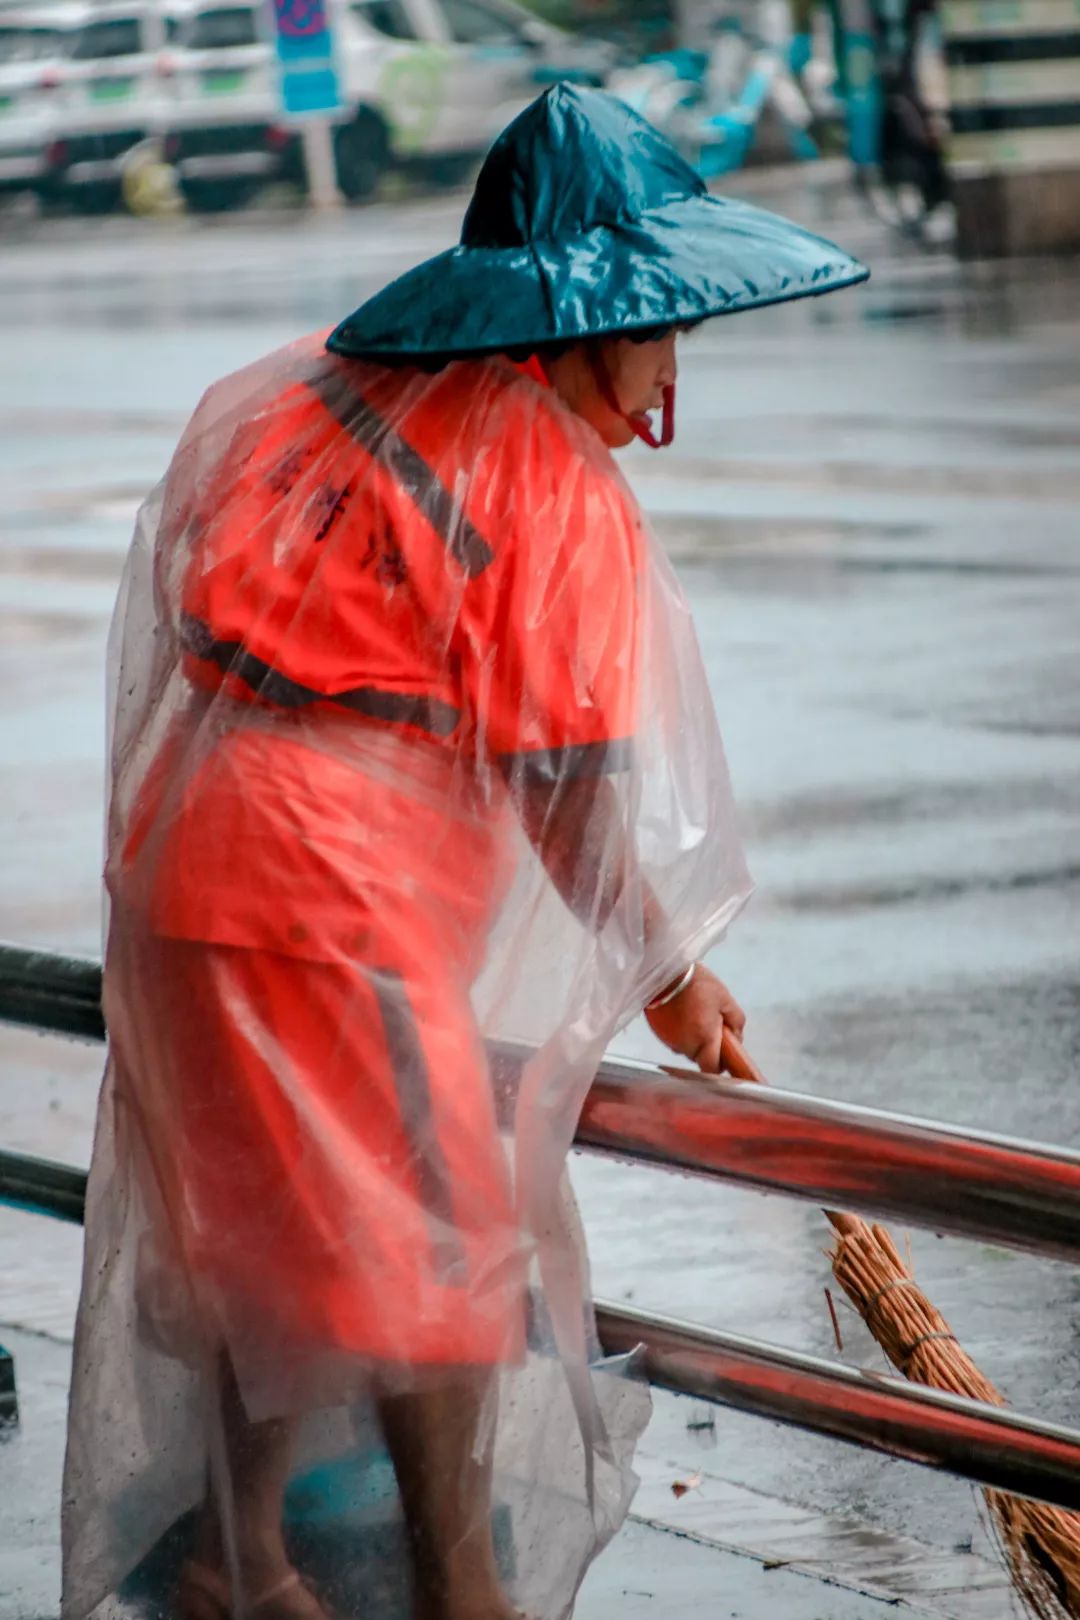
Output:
[0, 168, 1078, 1617]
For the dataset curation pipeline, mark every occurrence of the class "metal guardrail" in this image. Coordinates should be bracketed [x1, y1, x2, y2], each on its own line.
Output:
[4, 941, 1080, 1514]
[580, 1054, 1080, 1263]
[598, 1305, 1080, 1511]
[5, 1137, 1080, 1515]
[0, 943, 105, 1044]
[0, 1145, 88, 1226]
[5, 943, 1080, 1259]
[4, 1139, 1080, 1512]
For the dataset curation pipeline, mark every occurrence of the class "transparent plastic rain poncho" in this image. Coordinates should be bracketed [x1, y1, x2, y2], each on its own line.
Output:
[63, 333, 752, 1620]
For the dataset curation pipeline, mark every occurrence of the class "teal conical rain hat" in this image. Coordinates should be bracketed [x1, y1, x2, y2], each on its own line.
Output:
[328, 84, 868, 365]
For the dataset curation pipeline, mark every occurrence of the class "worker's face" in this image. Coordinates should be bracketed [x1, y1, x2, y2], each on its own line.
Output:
[546, 330, 679, 448]
[600, 330, 679, 443]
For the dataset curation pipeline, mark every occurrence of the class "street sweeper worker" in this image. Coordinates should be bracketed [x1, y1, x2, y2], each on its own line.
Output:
[63, 83, 867, 1620]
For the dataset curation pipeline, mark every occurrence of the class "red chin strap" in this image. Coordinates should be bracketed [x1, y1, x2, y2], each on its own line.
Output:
[586, 348, 675, 449]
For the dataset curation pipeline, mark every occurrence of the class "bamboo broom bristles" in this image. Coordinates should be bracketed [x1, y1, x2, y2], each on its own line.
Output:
[829, 1213, 1080, 1620]
[715, 1029, 1080, 1620]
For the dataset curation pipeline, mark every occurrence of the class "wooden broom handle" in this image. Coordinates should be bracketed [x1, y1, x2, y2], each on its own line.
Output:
[718, 1026, 859, 1238]
[718, 1025, 768, 1085]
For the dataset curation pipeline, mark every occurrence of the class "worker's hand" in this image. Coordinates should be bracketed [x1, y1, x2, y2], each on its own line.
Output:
[644, 964, 747, 1076]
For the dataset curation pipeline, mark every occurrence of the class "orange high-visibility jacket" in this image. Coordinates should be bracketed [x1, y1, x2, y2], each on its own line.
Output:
[136, 352, 644, 962]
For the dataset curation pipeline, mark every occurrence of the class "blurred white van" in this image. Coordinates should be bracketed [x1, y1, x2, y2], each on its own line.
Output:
[162, 0, 293, 209]
[0, 4, 82, 197]
[39, 0, 181, 209]
[163, 0, 614, 208]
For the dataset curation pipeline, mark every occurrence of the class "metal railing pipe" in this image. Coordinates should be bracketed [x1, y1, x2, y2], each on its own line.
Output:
[576, 1056, 1080, 1264]
[0, 943, 104, 1043]
[5, 941, 1080, 1261]
[596, 1303, 1080, 1512]
[0, 1147, 88, 1225]
[3, 1144, 1080, 1515]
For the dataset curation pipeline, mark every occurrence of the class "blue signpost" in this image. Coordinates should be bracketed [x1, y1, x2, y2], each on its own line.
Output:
[271, 0, 343, 204]
[272, 0, 342, 116]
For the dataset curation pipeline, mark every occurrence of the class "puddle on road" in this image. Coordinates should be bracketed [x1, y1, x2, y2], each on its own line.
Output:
[0, 609, 103, 643]
[833, 556, 1080, 578]
[810, 253, 1080, 340]
[651, 512, 926, 557]
[0, 406, 185, 438]
[0, 545, 128, 582]
[775, 861, 1080, 914]
[639, 458, 1080, 501]
[975, 717, 1080, 739]
[861, 301, 949, 324]
[744, 775, 1080, 843]
[757, 411, 1080, 455]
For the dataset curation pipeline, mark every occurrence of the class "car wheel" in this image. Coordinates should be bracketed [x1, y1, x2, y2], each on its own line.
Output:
[333, 110, 389, 203]
[35, 178, 69, 216]
[423, 151, 477, 189]
[180, 177, 258, 213]
[69, 180, 122, 215]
